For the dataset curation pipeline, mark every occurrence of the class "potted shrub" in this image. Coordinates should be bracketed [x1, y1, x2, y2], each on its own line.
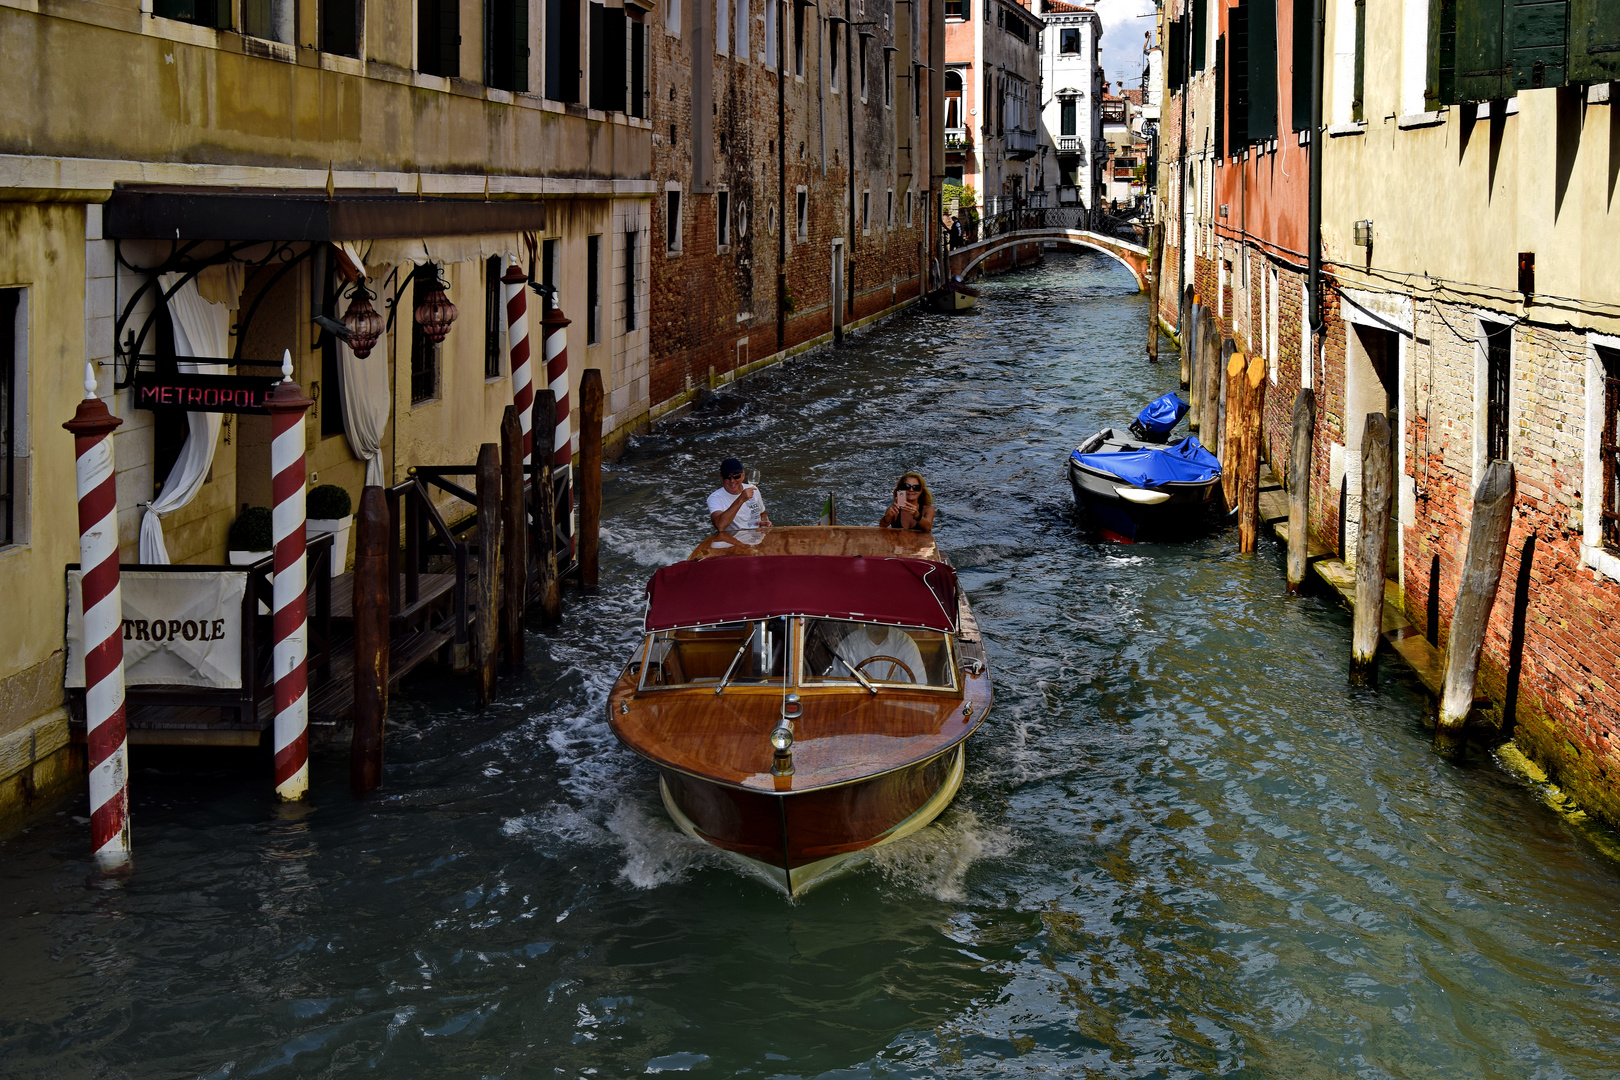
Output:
[306, 483, 354, 577]
[227, 506, 274, 566]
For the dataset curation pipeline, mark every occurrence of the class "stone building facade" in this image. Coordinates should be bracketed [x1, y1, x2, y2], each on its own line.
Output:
[943, 0, 1043, 209]
[1033, 0, 1102, 208]
[647, 0, 945, 416]
[1157, 0, 1620, 827]
[0, 0, 653, 822]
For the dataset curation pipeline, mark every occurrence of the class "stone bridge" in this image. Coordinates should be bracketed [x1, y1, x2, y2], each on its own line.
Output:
[943, 209, 1153, 291]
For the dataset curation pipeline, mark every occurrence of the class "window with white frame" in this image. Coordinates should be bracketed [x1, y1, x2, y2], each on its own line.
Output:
[861, 189, 871, 234]
[886, 189, 894, 228]
[1482, 319, 1511, 464]
[717, 189, 731, 249]
[829, 22, 839, 92]
[796, 186, 809, 240]
[735, 0, 750, 60]
[765, 0, 778, 68]
[1591, 340, 1620, 564]
[858, 34, 868, 101]
[793, 0, 805, 74]
[718, 0, 730, 53]
[666, 0, 681, 35]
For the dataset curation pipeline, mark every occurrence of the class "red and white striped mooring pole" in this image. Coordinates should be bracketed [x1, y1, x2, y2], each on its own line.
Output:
[267, 351, 314, 802]
[502, 263, 534, 467]
[65, 362, 130, 867]
[541, 303, 574, 556]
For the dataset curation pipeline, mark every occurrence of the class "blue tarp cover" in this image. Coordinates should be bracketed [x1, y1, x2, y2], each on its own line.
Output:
[1134, 392, 1189, 436]
[1070, 436, 1222, 489]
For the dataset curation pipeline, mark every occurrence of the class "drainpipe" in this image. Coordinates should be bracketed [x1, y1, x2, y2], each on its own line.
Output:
[1307, 0, 1324, 344]
[846, 0, 857, 329]
[778, 0, 788, 352]
[1174, 0, 1189, 338]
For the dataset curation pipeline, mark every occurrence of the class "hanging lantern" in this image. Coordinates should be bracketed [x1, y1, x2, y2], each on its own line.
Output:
[340, 283, 384, 359]
[414, 266, 458, 344]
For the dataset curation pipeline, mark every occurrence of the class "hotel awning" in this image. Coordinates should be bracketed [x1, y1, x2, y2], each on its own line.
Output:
[106, 186, 548, 241]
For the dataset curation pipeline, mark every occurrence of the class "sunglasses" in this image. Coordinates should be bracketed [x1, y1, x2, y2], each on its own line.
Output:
[725, 473, 745, 480]
[898, 482, 921, 491]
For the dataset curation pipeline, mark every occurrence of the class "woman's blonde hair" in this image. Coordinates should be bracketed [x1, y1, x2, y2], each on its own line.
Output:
[895, 472, 933, 510]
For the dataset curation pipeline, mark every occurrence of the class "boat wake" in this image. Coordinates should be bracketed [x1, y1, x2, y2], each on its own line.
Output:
[603, 797, 726, 889]
[864, 807, 1018, 902]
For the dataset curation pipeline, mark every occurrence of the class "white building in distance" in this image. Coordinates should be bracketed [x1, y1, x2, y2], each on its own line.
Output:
[1034, 1, 1103, 209]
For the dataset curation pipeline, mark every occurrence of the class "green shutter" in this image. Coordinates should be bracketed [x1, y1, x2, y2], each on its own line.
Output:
[1249, 0, 1278, 141]
[1570, 0, 1620, 81]
[1428, 0, 1458, 107]
[1230, 3, 1250, 146]
[1169, 17, 1187, 90]
[1511, 0, 1568, 90]
[1216, 34, 1226, 157]
[1193, 0, 1208, 73]
[1292, 0, 1313, 132]
[1455, 0, 1510, 101]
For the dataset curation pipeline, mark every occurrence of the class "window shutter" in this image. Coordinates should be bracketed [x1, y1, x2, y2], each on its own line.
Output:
[1455, 0, 1510, 101]
[1570, 0, 1620, 82]
[1169, 17, 1187, 90]
[1511, 0, 1569, 91]
[1230, 3, 1250, 147]
[1193, 0, 1207, 73]
[513, 0, 531, 91]
[441, 0, 462, 78]
[1428, 0, 1458, 106]
[1291, 0, 1312, 131]
[1248, 0, 1277, 141]
[1215, 34, 1226, 157]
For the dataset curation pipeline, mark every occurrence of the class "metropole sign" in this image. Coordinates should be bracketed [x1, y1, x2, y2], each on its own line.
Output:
[133, 370, 282, 415]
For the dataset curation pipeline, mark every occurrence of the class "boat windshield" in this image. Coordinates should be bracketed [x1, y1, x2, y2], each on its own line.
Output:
[639, 619, 789, 690]
[801, 619, 956, 689]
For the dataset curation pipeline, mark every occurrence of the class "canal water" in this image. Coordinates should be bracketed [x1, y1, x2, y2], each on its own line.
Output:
[5, 251, 1620, 1078]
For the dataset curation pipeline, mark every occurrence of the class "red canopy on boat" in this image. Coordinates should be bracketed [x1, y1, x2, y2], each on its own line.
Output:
[644, 555, 960, 632]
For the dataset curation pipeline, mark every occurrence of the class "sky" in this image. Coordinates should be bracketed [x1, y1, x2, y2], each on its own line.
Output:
[1091, 0, 1159, 95]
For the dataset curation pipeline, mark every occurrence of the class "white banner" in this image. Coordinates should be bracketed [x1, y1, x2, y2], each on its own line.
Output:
[66, 570, 247, 689]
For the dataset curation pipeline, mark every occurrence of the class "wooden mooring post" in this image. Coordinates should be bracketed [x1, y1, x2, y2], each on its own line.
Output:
[1186, 299, 1201, 423]
[1350, 413, 1394, 685]
[474, 443, 501, 707]
[350, 485, 388, 794]
[1236, 353, 1266, 554]
[1220, 345, 1243, 510]
[1201, 321, 1223, 451]
[1180, 289, 1194, 388]
[579, 369, 604, 589]
[500, 406, 526, 668]
[532, 389, 562, 624]
[1286, 388, 1317, 594]
[1436, 461, 1516, 748]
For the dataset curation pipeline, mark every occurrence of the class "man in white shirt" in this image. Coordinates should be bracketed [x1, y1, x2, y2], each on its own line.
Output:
[830, 622, 926, 684]
[707, 456, 772, 533]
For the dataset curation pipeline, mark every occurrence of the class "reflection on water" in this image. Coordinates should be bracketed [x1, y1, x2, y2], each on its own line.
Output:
[4, 252, 1620, 1078]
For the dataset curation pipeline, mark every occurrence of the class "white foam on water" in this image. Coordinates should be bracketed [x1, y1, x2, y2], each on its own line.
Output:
[864, 808, 1019, 902]
[604, 797, 724, 889]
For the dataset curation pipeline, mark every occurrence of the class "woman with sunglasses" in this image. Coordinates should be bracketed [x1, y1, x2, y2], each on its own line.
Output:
[879, 472, 936, 532]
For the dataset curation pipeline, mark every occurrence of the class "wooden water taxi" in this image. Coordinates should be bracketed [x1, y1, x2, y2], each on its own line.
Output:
[607, 526, 992, 896]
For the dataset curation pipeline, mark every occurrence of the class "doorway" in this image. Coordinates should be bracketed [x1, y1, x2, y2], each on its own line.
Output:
[1345, 322, 1401, 576]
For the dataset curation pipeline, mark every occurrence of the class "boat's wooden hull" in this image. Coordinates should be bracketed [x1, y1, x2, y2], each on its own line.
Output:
[659, 744, 965, 895]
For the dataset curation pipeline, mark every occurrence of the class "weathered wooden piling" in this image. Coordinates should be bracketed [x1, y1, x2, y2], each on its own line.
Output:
[579, 369, 604, 589]
[1350, 413, 1394, 685]
[1436, 461, 1516, 744]
[1236, 353, 1267, 554]
[350, 486, 388, 794]
[1286, 388, 1317, 594]
[1202, 321, 1223, 452]
[499, 406, 526, 668]
[532, 390, 562, 624]
[1186, 299, 1201, 423]
[1146, 225, 1162, 364]
[1220, 345, 1243, 510]
[1216, 337, 1236, 469]
[474, 443, 501, 706]
[1180, 289, 1194, 388]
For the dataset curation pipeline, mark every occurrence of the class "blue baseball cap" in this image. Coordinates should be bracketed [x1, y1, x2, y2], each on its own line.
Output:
[720, 457, 743, 476]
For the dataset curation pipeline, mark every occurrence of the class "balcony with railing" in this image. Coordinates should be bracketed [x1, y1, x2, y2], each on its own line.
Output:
[945, 130, 973, 152]
[1055, 135, 1082, 153]
[1004, 127, 1038, 160]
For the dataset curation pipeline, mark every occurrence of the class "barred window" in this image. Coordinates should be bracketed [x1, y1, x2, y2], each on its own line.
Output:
[1600, 345, 1620, 552]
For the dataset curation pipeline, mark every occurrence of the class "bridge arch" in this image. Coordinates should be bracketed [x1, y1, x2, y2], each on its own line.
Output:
[949, 229, 1149, 291]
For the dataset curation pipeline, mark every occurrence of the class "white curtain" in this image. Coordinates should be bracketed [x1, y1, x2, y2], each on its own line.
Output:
[139, 274, 233, 563]
[338, 319, 392, 487]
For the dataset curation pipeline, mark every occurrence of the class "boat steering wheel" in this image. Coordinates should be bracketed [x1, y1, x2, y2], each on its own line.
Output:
[855, 655, 916, 684]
